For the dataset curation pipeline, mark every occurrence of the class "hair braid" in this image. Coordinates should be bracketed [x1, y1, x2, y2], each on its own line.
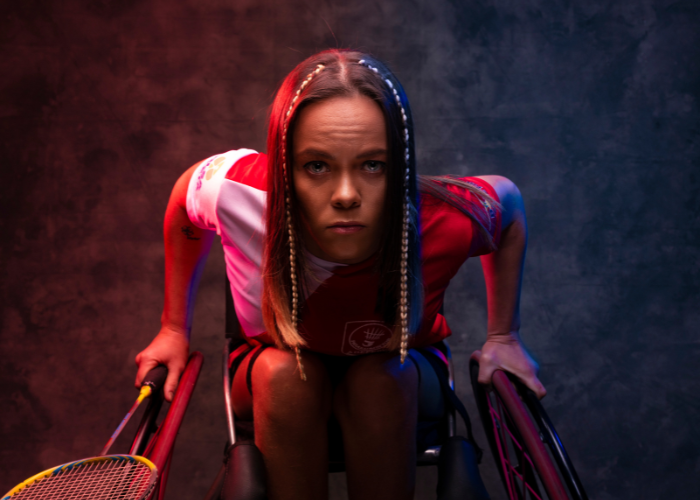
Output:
[359, 60, 412, 364]
[281, 63, 325, 380]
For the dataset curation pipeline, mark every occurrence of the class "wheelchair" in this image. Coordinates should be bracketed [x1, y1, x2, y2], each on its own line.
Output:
[196, 282, 589, 500]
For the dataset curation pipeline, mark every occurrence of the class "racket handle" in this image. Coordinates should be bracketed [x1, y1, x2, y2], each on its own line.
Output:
[142, 365, 168, 393]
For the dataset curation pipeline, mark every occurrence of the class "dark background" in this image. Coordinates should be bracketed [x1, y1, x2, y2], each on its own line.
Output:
[2, 0, 698, 498]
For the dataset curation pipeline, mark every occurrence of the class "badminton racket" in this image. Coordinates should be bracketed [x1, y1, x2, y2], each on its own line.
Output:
[2, 455, 157, 500]
[2, 366, 168, 500]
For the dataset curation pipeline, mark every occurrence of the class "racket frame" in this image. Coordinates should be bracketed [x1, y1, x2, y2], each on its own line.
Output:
[2, 455, 157, 500]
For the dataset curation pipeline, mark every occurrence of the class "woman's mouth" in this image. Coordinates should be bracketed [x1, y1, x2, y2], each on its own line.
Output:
[328, 222, 365, 234]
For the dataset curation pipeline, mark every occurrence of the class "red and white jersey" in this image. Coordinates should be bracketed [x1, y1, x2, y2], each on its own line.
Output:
[187, 149, 501, 356]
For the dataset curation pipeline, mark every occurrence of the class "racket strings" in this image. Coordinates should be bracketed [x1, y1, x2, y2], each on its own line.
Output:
[10, 459, 155, 500]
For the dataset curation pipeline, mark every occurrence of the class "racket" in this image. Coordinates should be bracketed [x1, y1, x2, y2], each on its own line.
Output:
[2, 455, 157, 500]
[2, 366, 168, 500]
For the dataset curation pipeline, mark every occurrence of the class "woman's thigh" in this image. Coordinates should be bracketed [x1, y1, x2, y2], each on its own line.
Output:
[332, 351, 419, 500]
[333, 350, 419, 433]
[231, 346, 332, 422]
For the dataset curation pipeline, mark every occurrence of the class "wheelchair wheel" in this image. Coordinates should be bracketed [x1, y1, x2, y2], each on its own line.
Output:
[469, 352, 588, 500]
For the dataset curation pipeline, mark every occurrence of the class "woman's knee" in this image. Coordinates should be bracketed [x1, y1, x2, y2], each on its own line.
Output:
[252, 348, 332, 425]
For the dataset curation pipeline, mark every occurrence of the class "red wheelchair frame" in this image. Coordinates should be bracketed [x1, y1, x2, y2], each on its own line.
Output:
[127, 352, 204, 500]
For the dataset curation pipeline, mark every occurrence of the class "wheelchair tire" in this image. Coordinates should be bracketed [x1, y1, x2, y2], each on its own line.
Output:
[469, 352, 588, 500]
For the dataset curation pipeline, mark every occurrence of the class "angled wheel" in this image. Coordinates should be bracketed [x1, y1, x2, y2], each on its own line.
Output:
[469, 352, 588, 500]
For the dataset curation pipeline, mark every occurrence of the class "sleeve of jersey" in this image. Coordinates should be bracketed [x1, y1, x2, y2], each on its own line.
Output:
[459, 177, 503, 257]
[186, 149, 258, 233]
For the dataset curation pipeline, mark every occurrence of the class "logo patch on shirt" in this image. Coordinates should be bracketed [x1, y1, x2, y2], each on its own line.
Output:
[205, 155, 227, 180]
[195, 155, 228, 191]
[195, 156, 216, 191]
[341, 321, 392, 355]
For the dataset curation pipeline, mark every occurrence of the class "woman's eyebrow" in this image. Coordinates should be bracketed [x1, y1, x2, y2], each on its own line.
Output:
[295, 148, 388, 160]
[295, 148, 334, 159]
[356, 148, 388, 159]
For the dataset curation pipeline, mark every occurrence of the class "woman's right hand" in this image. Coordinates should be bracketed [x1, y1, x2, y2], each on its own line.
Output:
[135, 327, 190, 402]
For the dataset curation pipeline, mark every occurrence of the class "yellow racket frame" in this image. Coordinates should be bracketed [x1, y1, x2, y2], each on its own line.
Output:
[2, 455, 158, 500]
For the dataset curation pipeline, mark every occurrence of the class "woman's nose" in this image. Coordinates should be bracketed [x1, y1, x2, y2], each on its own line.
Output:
[331, 173, 360, 208]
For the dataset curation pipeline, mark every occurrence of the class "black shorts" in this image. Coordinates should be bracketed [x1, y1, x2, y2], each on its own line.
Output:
[228, 342, 449, 454]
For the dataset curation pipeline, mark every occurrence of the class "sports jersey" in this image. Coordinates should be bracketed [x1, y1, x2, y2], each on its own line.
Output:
[187, 149, 501, 356]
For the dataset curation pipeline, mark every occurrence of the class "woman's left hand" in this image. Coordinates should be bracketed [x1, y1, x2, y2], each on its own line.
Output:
[477, 334, 547, 399]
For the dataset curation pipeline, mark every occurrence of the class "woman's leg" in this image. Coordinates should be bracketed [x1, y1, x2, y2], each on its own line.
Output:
[333, 351, 419, 500]
[232, 348, 333, 500]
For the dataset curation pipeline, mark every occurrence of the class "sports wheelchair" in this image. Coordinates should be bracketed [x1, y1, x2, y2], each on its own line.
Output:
[193, 283, 589, 500]
[123, 281, 588, 500]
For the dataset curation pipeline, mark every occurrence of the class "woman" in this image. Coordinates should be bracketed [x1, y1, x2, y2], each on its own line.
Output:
[135, 49, 545, 500]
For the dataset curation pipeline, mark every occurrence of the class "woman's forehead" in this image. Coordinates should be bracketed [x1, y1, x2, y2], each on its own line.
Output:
[293, 95, 387, 155]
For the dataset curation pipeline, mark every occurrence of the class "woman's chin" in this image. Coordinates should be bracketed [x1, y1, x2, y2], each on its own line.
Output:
[322, 246, 374, 265]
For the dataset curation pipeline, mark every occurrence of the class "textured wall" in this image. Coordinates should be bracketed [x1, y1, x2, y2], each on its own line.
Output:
[1, 0, 698, 499]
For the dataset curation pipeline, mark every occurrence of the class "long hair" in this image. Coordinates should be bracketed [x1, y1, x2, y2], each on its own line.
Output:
[262, 50, 422, 359]
[262, 49, 498, 366]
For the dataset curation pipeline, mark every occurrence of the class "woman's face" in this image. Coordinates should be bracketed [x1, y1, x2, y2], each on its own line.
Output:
[292, 94, 388, 265]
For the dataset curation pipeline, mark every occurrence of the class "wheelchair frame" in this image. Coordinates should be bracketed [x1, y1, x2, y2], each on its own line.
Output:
[200, 279, 588, 500]
[127, 352, 204, 500]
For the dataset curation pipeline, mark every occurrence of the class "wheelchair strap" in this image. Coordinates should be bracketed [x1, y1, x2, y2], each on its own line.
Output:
[419, 348, 484, 463]
[229, 343, 253, 376]
[246, 345, 270, 396]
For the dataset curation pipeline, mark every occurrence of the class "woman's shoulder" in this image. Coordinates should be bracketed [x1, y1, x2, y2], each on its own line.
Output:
[419, 175, 499, 204]
[418, 175, 502, 256]
[186, 149, 267, 232]
[223, 150, 268, 191]
[190, 149, 266, 191]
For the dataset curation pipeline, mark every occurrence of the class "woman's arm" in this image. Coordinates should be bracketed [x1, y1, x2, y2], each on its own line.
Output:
[134, 162, 215, 401]
[474, 175, 546, 399]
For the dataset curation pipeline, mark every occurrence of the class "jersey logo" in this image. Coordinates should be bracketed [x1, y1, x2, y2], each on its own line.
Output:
[205, 155, 228, 180]
[341, 321, 392, 355]
[195, 155, 228, 191]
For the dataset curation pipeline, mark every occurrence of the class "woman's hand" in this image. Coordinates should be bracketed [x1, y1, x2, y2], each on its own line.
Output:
[477, 333, 546, 399]
[135, 327, 190, 402]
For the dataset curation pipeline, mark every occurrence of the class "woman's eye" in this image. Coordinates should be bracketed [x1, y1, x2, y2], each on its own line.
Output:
[304, 162, 328, 174]
[363, 161, 386, 173]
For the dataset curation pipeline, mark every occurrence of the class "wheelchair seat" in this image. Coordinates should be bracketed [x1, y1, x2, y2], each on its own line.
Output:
[201, 279, 490, 500]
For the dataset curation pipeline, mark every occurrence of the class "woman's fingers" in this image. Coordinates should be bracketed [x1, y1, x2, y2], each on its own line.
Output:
[134, 355, 160, 388]
[134, 328, 190, 401]
[162, 361, 186, 402]
[477, 339, 547, 400]
[476, 355, 498, 387]
[512, 365, 547, 399]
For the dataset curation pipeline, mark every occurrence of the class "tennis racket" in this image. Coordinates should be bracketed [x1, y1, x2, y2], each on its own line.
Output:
[2, 366, 168, 500]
